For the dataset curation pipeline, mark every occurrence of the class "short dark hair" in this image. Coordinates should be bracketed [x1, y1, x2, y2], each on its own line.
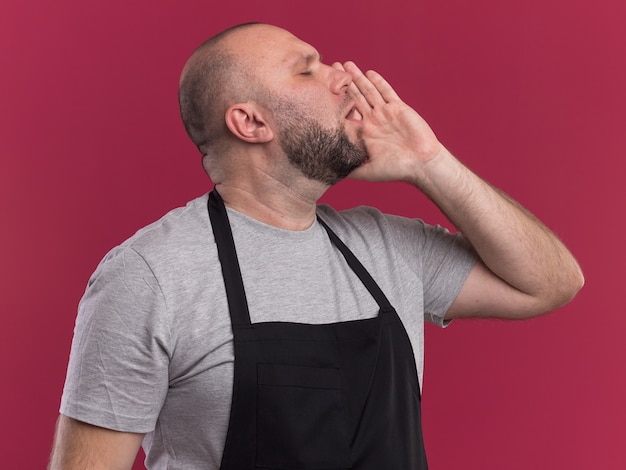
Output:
[178, 23, 260, 155]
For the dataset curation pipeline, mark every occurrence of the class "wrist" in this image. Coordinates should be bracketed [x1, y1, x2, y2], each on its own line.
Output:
[407, 145, 457, 189]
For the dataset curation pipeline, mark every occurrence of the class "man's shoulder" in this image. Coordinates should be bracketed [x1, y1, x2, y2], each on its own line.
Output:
[96, 193, 211, 271]
[315, 204, 410, 257]
[122, 193, 209, 251]
[317, 204, 386, 228]
[316, 203, 423, 238]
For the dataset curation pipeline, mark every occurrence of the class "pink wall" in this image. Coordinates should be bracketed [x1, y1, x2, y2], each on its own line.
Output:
[2, 0, 625, 468]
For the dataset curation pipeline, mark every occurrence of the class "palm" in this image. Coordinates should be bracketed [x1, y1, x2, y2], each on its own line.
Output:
[340, 62, 443, 183]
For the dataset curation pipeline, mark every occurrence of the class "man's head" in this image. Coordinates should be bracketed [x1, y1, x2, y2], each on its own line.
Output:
[178, 23, 261, 157]
[178, 23, 367, 185]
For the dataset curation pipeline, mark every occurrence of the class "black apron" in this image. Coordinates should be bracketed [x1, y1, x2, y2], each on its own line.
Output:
[208, 189, 428, 469]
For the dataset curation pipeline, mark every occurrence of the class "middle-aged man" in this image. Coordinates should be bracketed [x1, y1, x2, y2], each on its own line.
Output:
[49, 22, 584, 470]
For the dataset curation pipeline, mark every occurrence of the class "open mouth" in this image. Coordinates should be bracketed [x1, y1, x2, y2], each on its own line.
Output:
[345, 106, 363, 122]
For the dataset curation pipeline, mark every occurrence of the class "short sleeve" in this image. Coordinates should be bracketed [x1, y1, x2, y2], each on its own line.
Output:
[385, 215, 478, 326]
[60, 246, 171, 433]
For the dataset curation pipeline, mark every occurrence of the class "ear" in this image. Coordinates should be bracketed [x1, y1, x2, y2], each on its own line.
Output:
[224, 103, 274, 144]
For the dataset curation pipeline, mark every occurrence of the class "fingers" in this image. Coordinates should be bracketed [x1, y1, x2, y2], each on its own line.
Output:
[343, 61, 385, 108]
[343, 61, 400, 107]
[333, 62, 372, 117]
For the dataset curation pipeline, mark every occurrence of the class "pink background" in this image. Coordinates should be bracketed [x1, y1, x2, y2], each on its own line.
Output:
[2, 0, 625, 468]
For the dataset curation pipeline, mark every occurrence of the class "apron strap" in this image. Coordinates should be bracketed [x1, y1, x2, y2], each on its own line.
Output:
[208, 188, 252, 327]
[208, 187, 395, 326]
[317, 216, 394, 312]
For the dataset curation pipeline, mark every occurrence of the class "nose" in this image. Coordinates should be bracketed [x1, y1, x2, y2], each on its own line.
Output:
[328, 64, 351, 95]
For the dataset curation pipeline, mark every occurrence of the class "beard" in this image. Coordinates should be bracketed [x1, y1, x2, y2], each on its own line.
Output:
[272, 98, 369, 186]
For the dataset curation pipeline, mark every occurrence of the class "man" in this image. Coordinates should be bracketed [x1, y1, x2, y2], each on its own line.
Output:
[49, 23, 583, 469]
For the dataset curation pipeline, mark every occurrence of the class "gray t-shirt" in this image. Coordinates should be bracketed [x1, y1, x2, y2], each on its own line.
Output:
[60, 193, 477, 469]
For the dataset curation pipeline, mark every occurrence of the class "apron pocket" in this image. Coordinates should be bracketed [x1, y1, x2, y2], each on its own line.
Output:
[256, 363, 351, 469]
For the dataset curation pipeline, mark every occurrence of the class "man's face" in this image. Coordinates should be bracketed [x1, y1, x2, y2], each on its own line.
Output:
[227, 25, 367, 184]
[271, 94, 368, 186]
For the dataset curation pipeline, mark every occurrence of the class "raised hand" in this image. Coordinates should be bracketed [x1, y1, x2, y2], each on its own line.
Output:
[337, 61, 444, 184]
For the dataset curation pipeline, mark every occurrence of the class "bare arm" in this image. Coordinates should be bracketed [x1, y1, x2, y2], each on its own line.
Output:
[48, 414, 144, 470]
[420, 151, 583, 319]
[341, 61, 584, 319]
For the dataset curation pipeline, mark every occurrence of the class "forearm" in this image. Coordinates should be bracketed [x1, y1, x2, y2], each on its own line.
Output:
[416, 147, 584, 312]
[343, 60, 583, 316]
[49, 415, 143, 470]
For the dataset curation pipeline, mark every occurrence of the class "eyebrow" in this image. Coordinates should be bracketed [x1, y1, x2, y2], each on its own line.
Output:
[304, 52, 323, 64]
[289, 51, 322, 68]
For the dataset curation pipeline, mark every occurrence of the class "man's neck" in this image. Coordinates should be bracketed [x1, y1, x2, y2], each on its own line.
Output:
[214, 178, 328, 231]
